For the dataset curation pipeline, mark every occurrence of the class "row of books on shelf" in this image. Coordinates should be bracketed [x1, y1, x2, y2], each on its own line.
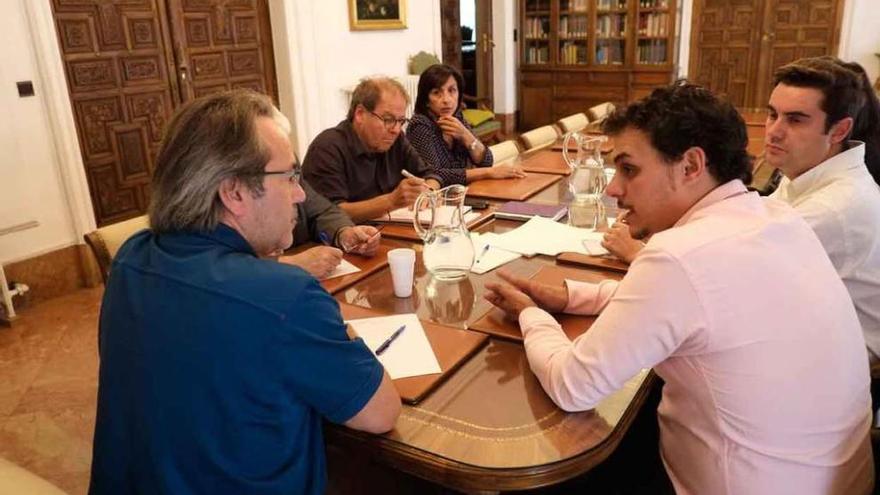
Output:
[561, 0, 589, 11]
[559, 42, 588, 64]
[524, 17, 550, 38]
[559, 15, 588, 37]
[595, 41, 625, 64]
[596, 14, 626, 37]
[597, 0, 627, 10]
[638, 0, 669, 7]
[638, 12, 668, 36]
[525, 46, 551, 64]
[525, 0, 551, 12]
[637, 40, 668, 64]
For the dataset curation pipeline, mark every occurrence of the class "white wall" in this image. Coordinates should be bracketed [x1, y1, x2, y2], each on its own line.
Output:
[271, 0, 442, 157]
[492, 0, 517, 115]
[0, 1, 77, 264]
[839, 0, 880, 84]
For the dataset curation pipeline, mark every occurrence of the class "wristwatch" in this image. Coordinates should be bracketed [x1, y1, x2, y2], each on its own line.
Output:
[468, 139, 480, 152]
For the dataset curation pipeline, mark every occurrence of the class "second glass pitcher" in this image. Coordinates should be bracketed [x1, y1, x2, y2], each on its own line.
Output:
[563, 132, 609, 229]
[413, 184, 475, 280]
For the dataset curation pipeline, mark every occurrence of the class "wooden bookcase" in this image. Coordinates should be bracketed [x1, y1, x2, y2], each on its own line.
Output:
[519, 0, 676, 130]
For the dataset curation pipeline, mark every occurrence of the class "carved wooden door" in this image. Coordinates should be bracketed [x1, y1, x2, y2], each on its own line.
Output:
[51, 0, 277, 226]
[167, 0, 277, 100]
[689, 0, 843, 109]
[689, 0, 764, 108]
[751, 0, 843, 109]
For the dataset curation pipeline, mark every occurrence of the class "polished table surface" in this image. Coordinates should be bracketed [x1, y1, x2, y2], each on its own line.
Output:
[326, 213, 653, 493]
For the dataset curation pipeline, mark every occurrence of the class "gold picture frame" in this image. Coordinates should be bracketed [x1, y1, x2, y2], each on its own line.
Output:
[349, 0, 407, 31]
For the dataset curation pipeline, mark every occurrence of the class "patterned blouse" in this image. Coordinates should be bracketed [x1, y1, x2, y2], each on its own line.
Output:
[406, 110, 494, 185]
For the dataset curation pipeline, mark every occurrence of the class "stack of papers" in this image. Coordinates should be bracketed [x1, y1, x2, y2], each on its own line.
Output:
[374, 205, 479, 225]
[346, 314, 441, 379]
[484, 216, 610, 257]
[470, 232, 522, 274]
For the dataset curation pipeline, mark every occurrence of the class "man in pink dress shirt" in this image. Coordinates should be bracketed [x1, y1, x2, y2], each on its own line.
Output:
[485, 82, 874, 495]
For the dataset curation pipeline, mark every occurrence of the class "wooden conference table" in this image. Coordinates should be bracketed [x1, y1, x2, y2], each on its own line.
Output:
[321, 149, 657, 494]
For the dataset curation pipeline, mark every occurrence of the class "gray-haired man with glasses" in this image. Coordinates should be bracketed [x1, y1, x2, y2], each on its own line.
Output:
[303, 76, 445, 222]
[90, 89, 400, 495]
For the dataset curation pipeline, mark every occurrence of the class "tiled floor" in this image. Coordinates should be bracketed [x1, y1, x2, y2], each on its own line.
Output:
[0, 287, 103, 495]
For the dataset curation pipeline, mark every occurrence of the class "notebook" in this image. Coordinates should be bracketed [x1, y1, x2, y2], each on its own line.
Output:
[374, 205, 473, 225]
[494, 201, 567, 222]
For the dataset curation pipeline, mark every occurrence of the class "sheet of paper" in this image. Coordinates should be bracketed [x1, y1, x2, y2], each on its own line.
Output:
[485, 216, 608, 256]
[470, 232, 521, 274]
[320, 258, 361, 281]
[346, 314, 441, 379]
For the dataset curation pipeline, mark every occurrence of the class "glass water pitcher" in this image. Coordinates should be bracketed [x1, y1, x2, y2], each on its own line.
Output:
[562, 132, 609, 229]
[413, 184, 475, 280]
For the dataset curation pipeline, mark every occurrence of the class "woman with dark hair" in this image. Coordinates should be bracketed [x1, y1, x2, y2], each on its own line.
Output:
[406, 64, 525, 185]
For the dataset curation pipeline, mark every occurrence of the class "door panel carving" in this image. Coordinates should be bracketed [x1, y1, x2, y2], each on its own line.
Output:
[52, 0, 278, 226]
[689, 0, 762, 108]
[169, 0, 276, 102]
[690, 0, 842, 109]
[53, 0, 177, 225]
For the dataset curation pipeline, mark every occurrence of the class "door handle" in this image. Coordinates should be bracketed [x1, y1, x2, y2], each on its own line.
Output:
[481, 33, 496, 53]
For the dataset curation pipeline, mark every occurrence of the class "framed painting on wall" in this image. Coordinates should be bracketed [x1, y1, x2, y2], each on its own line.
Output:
[349, 0, 407, 31]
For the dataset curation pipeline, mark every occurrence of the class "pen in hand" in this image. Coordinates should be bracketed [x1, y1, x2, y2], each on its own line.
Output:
[375, 325, 406, 356]
[401, 169, 435, 190]
[318, 231, 332, 246]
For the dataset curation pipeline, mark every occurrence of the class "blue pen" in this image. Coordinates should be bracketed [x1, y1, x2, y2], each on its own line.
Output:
[375, 325, 406, 356]
[475, 244, 490, 264]
[318, 231, 332, 246]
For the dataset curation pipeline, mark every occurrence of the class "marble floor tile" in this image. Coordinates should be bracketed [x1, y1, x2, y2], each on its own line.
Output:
[0, 287, 102, 494]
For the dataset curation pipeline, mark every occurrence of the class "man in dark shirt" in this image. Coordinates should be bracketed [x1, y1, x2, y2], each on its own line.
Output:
[303, 76, 443, 222]
[282, 179, 381, 279]
[89, 90, 400, 495]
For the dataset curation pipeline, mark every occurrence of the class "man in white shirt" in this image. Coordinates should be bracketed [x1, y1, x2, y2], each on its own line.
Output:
[484, 82, 873, 495]
[766, 57, 880, 362]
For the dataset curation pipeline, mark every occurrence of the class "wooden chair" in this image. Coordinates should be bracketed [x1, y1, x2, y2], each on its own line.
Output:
[0, 457, 67, 494]
[519, 125, 559, 151]
[84, 215, 150, 284]
[556, 113, 590, 134]
[462, 95, 502, 145]
[585, 102, 615, 131]
[489, 140, 520, 165]
[748, 155, 783, 195]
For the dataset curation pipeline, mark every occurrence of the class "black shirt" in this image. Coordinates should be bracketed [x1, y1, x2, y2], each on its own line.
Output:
[302, 120, 443, 203]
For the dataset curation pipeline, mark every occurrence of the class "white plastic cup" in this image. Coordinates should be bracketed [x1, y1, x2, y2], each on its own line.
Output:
[387, 248, 416, 298]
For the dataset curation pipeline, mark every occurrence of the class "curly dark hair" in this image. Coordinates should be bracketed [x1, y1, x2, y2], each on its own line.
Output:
[602, 80, 752, 185]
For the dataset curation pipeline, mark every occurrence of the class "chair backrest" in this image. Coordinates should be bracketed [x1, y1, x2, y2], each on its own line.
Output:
[587, 102, 615, 123]
[489, 140, 520, 165]
[409, 51, 441, 75]
[84, 215, 150, 284]
[519, 125, 559, 151]
[0, 457, 67, 495]
[556, 113, 590, 134]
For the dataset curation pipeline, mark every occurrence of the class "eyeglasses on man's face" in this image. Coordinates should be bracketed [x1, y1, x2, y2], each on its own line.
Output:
[368, 110, 409, 131]
[260, 163, 302, 184]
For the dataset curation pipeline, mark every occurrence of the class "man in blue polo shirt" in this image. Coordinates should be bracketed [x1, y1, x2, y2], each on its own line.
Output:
[89, 90, 400, 495]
